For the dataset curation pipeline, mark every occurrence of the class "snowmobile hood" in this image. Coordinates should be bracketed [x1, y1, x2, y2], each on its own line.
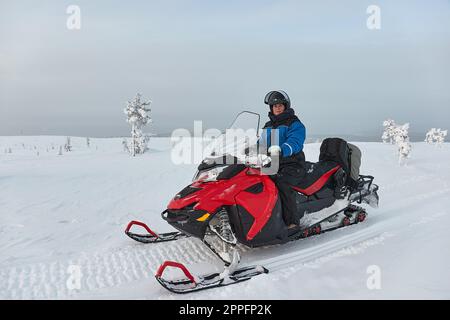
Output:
[167, 167, 278, 241]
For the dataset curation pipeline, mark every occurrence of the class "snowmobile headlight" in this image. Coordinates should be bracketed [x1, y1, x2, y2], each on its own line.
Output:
[194, 166, 227, 182]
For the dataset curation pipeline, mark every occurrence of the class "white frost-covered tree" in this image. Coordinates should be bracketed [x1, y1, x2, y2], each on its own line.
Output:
[392, 123, 412, 165]
[382, 119, 397, 144]
[425, 128, 447, 147]
[64, 137, 72, 152]
[382, 119, 412, 165]
[123, 93, 152, 156]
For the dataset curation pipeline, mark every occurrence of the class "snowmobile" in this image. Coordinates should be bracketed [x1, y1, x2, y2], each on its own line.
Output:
[125, 111, 379, 293]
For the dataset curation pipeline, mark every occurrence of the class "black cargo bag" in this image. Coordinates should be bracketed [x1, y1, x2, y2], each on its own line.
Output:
[319, 138, 350, 174]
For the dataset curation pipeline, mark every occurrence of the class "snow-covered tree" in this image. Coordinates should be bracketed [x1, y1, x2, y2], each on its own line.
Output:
[424, 130, 433, 144]
[425, 128, 447, 147]
[397, 139, 412, 164]
[382, 119, 397, 144]
[392, 123, 412, 165]
[436, 130, 448, 146]
[64, 137, 72, 152]
[382, 119, 412, 165]
[123, 93, 152, 156]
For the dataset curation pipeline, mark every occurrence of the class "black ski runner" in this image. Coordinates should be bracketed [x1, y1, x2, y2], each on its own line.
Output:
[155, 260, 268, 294]
[125, 220, 188, 243]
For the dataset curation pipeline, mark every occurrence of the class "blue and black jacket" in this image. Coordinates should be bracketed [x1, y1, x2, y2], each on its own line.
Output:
[260, 108, 306, 171]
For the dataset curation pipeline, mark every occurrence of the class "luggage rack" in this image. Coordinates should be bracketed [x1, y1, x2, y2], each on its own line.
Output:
[349, 175, 379, 205]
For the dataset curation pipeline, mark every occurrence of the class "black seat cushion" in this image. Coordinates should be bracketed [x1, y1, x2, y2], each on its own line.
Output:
[291, 161, 341, 195]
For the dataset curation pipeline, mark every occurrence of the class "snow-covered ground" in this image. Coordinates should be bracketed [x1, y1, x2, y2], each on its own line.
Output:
[1, 136, 449, 299]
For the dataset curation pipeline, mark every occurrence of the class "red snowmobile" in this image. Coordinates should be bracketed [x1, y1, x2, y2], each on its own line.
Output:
[125, 111, 379, 293]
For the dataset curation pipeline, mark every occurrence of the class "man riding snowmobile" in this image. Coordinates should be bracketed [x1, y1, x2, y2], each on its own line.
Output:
[124, 101, 380, 293]
[260, 90, 307, 228]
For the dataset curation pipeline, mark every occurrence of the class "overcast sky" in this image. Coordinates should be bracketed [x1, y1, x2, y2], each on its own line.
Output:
[1, 0, 449, 139]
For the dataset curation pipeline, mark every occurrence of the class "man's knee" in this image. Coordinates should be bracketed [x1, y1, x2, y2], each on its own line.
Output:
[274, 176, 291, 191]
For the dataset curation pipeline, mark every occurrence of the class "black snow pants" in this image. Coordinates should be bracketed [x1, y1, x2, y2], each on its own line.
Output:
[272, 165, 306, 225]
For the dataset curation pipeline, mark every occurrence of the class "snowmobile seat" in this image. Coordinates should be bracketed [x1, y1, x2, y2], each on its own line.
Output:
[290, 161, 341, 196]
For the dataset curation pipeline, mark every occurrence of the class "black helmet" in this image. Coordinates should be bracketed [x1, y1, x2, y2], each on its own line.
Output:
[264, 90, 291, 109]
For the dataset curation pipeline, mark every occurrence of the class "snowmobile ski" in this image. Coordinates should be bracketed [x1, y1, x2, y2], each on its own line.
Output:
[125, 220, 188, 243]
[155, 260, 268, 294]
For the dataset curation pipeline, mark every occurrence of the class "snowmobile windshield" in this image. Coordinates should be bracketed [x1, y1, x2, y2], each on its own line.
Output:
[193, 111, 262, 181]
[204, 111, 261, 161]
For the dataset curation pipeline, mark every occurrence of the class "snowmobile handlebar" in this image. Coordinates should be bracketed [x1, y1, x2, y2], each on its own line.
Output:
[198, 153, 271, 170]
[243, 154, 272, 168]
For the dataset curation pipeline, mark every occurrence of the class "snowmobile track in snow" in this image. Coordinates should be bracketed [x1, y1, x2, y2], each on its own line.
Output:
[0, 227, 378, 298]
[2, 182, 448, 299]
[0, 225, 388, 299]
[0, 237, 217, 299]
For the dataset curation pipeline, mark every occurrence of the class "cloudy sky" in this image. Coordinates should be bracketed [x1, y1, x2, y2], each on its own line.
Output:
[1, 0, 449, 139]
